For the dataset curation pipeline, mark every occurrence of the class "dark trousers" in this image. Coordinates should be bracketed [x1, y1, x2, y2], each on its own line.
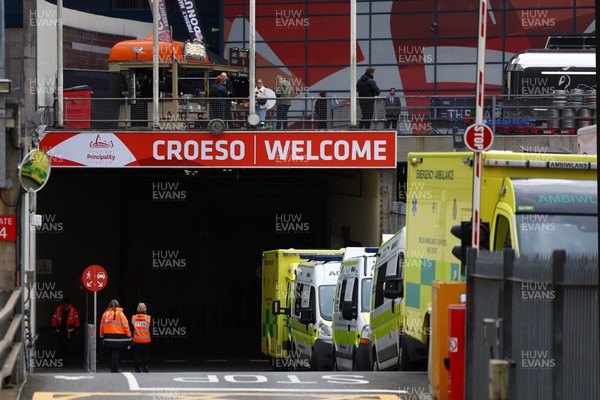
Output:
[386, 118, 398, 130]
[133, 343, 150, 371]
[358, 99, 374, 129]
[58, 331, 70, 360]
[276, 105, 290, 129]
[109, 347, 121, 372]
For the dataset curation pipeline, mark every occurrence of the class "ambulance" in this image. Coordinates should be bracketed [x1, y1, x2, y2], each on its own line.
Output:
[290, 254, 344, 370]
[369, 228, 427, 371]
[332, 247, 378, 371]
[261, 249, 344, 369]
[403, 151, 597, 352]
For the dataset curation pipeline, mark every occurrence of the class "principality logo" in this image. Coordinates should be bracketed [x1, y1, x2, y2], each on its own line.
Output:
[89, 135, 114, 149]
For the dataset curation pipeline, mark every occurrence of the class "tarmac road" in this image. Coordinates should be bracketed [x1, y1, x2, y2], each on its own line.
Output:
[17, 370, 432, 400]
[9, 340, 432, 400]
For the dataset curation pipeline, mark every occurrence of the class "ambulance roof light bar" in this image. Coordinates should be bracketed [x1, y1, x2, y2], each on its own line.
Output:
[299, 254, 344, 262]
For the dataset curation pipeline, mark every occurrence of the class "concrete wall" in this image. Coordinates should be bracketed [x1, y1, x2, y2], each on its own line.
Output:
[328, 169, 382, 248]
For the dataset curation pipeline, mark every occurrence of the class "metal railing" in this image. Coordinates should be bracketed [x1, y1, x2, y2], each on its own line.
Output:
[52, 92, 596, 134]
[0, 289, 23, 388]
[465, 249, 599, 400]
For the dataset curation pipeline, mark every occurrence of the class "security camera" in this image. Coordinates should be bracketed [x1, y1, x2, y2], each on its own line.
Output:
[430, 22, 438, 31]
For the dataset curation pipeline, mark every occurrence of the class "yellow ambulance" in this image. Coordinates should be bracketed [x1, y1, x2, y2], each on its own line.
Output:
[403, 151, 597, 350]
[261, 249, 344, 370]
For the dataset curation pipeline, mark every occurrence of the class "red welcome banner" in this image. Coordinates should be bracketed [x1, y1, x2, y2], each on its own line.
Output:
[39, 131, 397, 168]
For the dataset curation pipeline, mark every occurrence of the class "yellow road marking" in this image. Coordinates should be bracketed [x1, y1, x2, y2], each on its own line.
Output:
[33, 392, 400, 400]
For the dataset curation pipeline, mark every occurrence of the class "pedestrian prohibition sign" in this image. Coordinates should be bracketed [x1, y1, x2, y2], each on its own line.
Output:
[464, 124, 494, 152]
[448, 337, 458, 353]
[82, 265, 108, 292]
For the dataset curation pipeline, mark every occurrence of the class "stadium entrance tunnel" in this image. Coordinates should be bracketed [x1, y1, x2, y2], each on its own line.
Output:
[33, 167, 382, 369]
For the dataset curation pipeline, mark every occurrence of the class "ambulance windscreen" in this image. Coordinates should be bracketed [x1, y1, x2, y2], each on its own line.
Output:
[361, 278, 373, 312]
[517, 214, 598, 257]
[319, 285, 337, 321]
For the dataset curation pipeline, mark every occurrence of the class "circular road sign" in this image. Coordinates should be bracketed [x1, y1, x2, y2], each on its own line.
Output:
[464, 124, 494, 152]
[82, 265, 108, 292]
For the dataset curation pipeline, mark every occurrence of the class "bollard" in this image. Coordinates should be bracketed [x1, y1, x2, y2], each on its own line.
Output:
[489, 359, 509, 400]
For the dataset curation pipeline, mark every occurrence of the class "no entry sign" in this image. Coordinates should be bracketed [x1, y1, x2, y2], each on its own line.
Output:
[82, 265, 108, 292]
[464, 124, 494, 152]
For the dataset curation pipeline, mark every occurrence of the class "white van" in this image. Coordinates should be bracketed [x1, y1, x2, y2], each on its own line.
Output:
[290, 254, 343, 370]
[332, 249, 377, 371]
[370, 227, 427, 370]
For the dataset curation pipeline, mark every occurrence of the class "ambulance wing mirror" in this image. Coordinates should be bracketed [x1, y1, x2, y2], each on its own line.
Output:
[272, 300, 290, 316]
[341, 301, 358, 321]
[383, 275, 403, 299]
[272, 300, 281, 315]
[299, 307, 315, 325]
[18, 149, 51, 193]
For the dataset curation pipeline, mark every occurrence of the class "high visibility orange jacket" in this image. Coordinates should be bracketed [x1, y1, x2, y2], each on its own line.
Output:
[99, 307, 131, 337]
[131, 314, 152, 344]
[51, 304, 80, 338]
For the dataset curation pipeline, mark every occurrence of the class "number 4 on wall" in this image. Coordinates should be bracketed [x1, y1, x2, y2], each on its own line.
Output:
[0, 216, 16, 241]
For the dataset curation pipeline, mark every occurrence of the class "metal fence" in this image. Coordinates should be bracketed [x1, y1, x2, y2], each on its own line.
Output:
[465, 249, 599, 400]
[49, 92, 596, 134]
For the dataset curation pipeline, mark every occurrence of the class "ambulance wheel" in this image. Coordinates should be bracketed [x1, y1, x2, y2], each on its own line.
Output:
[270, 356, 280, 371]
[372, 348, 380, 371]
[333, 359, 340, 371]
[332, 349, 340, 371]
[309, 349, 318, 371]
[398, 335, 413, 371]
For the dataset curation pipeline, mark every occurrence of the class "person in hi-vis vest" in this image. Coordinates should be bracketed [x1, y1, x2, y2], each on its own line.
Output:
[51, 297, 80, 361]
[131, 303, 151, 372]
[99, 299, 131, 373]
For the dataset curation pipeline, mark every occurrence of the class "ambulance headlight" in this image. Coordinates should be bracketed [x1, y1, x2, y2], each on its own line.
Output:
[360, 324, 371, 345]
[318, 321, 332, 338]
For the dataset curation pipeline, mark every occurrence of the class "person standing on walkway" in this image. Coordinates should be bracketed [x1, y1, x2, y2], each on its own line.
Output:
[255, 79, 269, 128]
[51, 297, 80, 361]
[131, 303, 152, 373]
[209, 75, 229, 122]
[99, 299, 131, 373]
[356, 67, 380, 129]
[314, 91, 329, 129]
[275, 76, 292, 129]
[385, 88, 401, 130]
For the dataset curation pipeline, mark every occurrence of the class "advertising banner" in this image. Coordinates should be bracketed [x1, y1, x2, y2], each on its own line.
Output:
[39, 131, 397, 168]
[148, 0, 173, 43]
[177, 0, 205, 43]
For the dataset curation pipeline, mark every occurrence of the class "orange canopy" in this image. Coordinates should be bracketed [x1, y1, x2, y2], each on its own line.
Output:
[107, 35, 209, 64]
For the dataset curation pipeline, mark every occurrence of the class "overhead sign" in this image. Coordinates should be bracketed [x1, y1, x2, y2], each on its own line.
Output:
[464, 124, 493, 152]
[0, 216, 16, 241]
[82, 265, 108, 292]
[39, 131, 397, 168]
